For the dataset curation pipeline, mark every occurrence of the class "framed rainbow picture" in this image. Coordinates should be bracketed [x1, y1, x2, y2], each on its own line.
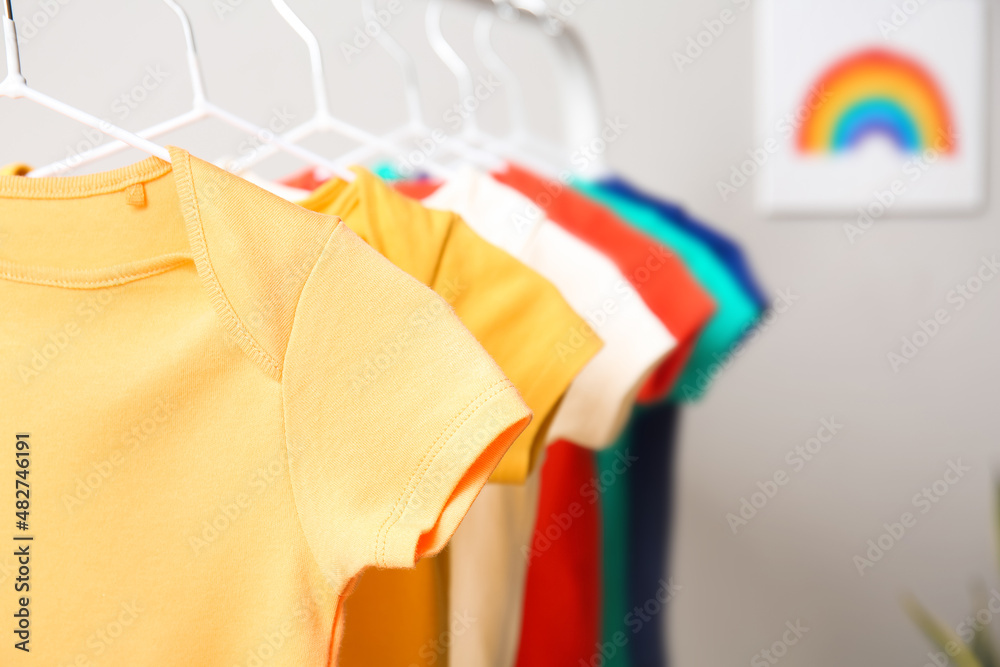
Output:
[755, 0, 987, 216]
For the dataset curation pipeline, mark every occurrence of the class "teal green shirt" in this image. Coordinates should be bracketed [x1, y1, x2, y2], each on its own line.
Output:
[577, 181, 764, 667]
[573, 181, 761, 402]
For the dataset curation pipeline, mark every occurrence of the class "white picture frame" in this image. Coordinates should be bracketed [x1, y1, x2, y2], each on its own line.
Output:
[754, 0, 988, 217]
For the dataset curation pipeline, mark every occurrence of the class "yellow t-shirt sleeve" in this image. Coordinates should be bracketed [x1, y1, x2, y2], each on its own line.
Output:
[282, 223, 531, 582]
[434, 216, 603, 483]
[317, 171, 603, 484]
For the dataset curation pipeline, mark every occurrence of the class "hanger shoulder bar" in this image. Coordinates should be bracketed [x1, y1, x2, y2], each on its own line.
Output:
[21, 87, 172, 162]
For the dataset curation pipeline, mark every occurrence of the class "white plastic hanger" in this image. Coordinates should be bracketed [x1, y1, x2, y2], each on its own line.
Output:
[423, 0, 561, 178]
[422, 0, 509, 171]
[473, 8, 527, 146]
[519, 0, 612, 178]
[472, 6, 569, 170]
[31, 0, 353, 180]
[468, 0, 612, 179]
[0, 0, 171, 164]
[329, 0, 504, 175]
[228, 0, 454, 180]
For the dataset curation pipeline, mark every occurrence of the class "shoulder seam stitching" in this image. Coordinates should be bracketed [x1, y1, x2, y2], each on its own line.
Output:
[279, 220, 346, 589]
[174, 152, 289, 380]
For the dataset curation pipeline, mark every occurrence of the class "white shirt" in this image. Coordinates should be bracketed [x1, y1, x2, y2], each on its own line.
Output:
[422, 166, 677, 667]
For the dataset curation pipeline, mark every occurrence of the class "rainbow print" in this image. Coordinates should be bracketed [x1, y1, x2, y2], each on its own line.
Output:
[797, 48, 956, 155]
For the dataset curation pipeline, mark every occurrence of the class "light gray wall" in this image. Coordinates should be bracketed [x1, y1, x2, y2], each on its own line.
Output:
[1, 1, 996, 665]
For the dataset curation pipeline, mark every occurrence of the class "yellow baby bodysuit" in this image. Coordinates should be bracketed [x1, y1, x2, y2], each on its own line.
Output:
[0, 148, 531, 666]
[295, 168, 603, 667]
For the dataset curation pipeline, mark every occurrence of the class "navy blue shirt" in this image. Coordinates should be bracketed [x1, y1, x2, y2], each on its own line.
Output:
[598, 177, 769, 315]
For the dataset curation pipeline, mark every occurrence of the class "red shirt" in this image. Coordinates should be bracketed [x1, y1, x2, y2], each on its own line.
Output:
[280, 166, 330, 192]
[490, 165, 714, 401]
[516, 441, 603, 667]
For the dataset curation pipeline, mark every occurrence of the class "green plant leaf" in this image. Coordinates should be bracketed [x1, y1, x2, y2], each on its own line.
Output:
[904, 594, 983, 667]
[972, 623, 999, 667]
[968, 582, 1000, 667]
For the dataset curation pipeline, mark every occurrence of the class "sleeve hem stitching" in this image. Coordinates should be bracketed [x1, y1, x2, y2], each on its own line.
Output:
[375, 379, 518, 567]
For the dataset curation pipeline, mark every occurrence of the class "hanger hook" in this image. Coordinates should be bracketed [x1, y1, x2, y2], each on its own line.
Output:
[473, 8, 525, 141]
[496, 0, 608, 174]
[160, 0, 208, 106]
[491, 0, 519, 23]
[269, 0, 330, 120]
[361, 0, 424, 128]
[2, 0, 26, 88]
[425, 0, 478, 136]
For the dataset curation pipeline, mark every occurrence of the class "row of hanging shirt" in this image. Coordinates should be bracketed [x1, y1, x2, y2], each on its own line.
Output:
[0, 1, 769, 666]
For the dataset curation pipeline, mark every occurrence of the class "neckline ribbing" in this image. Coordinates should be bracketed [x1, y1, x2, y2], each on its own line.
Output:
[0, 155, 173, 199]
[0, 152, 193, 288]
